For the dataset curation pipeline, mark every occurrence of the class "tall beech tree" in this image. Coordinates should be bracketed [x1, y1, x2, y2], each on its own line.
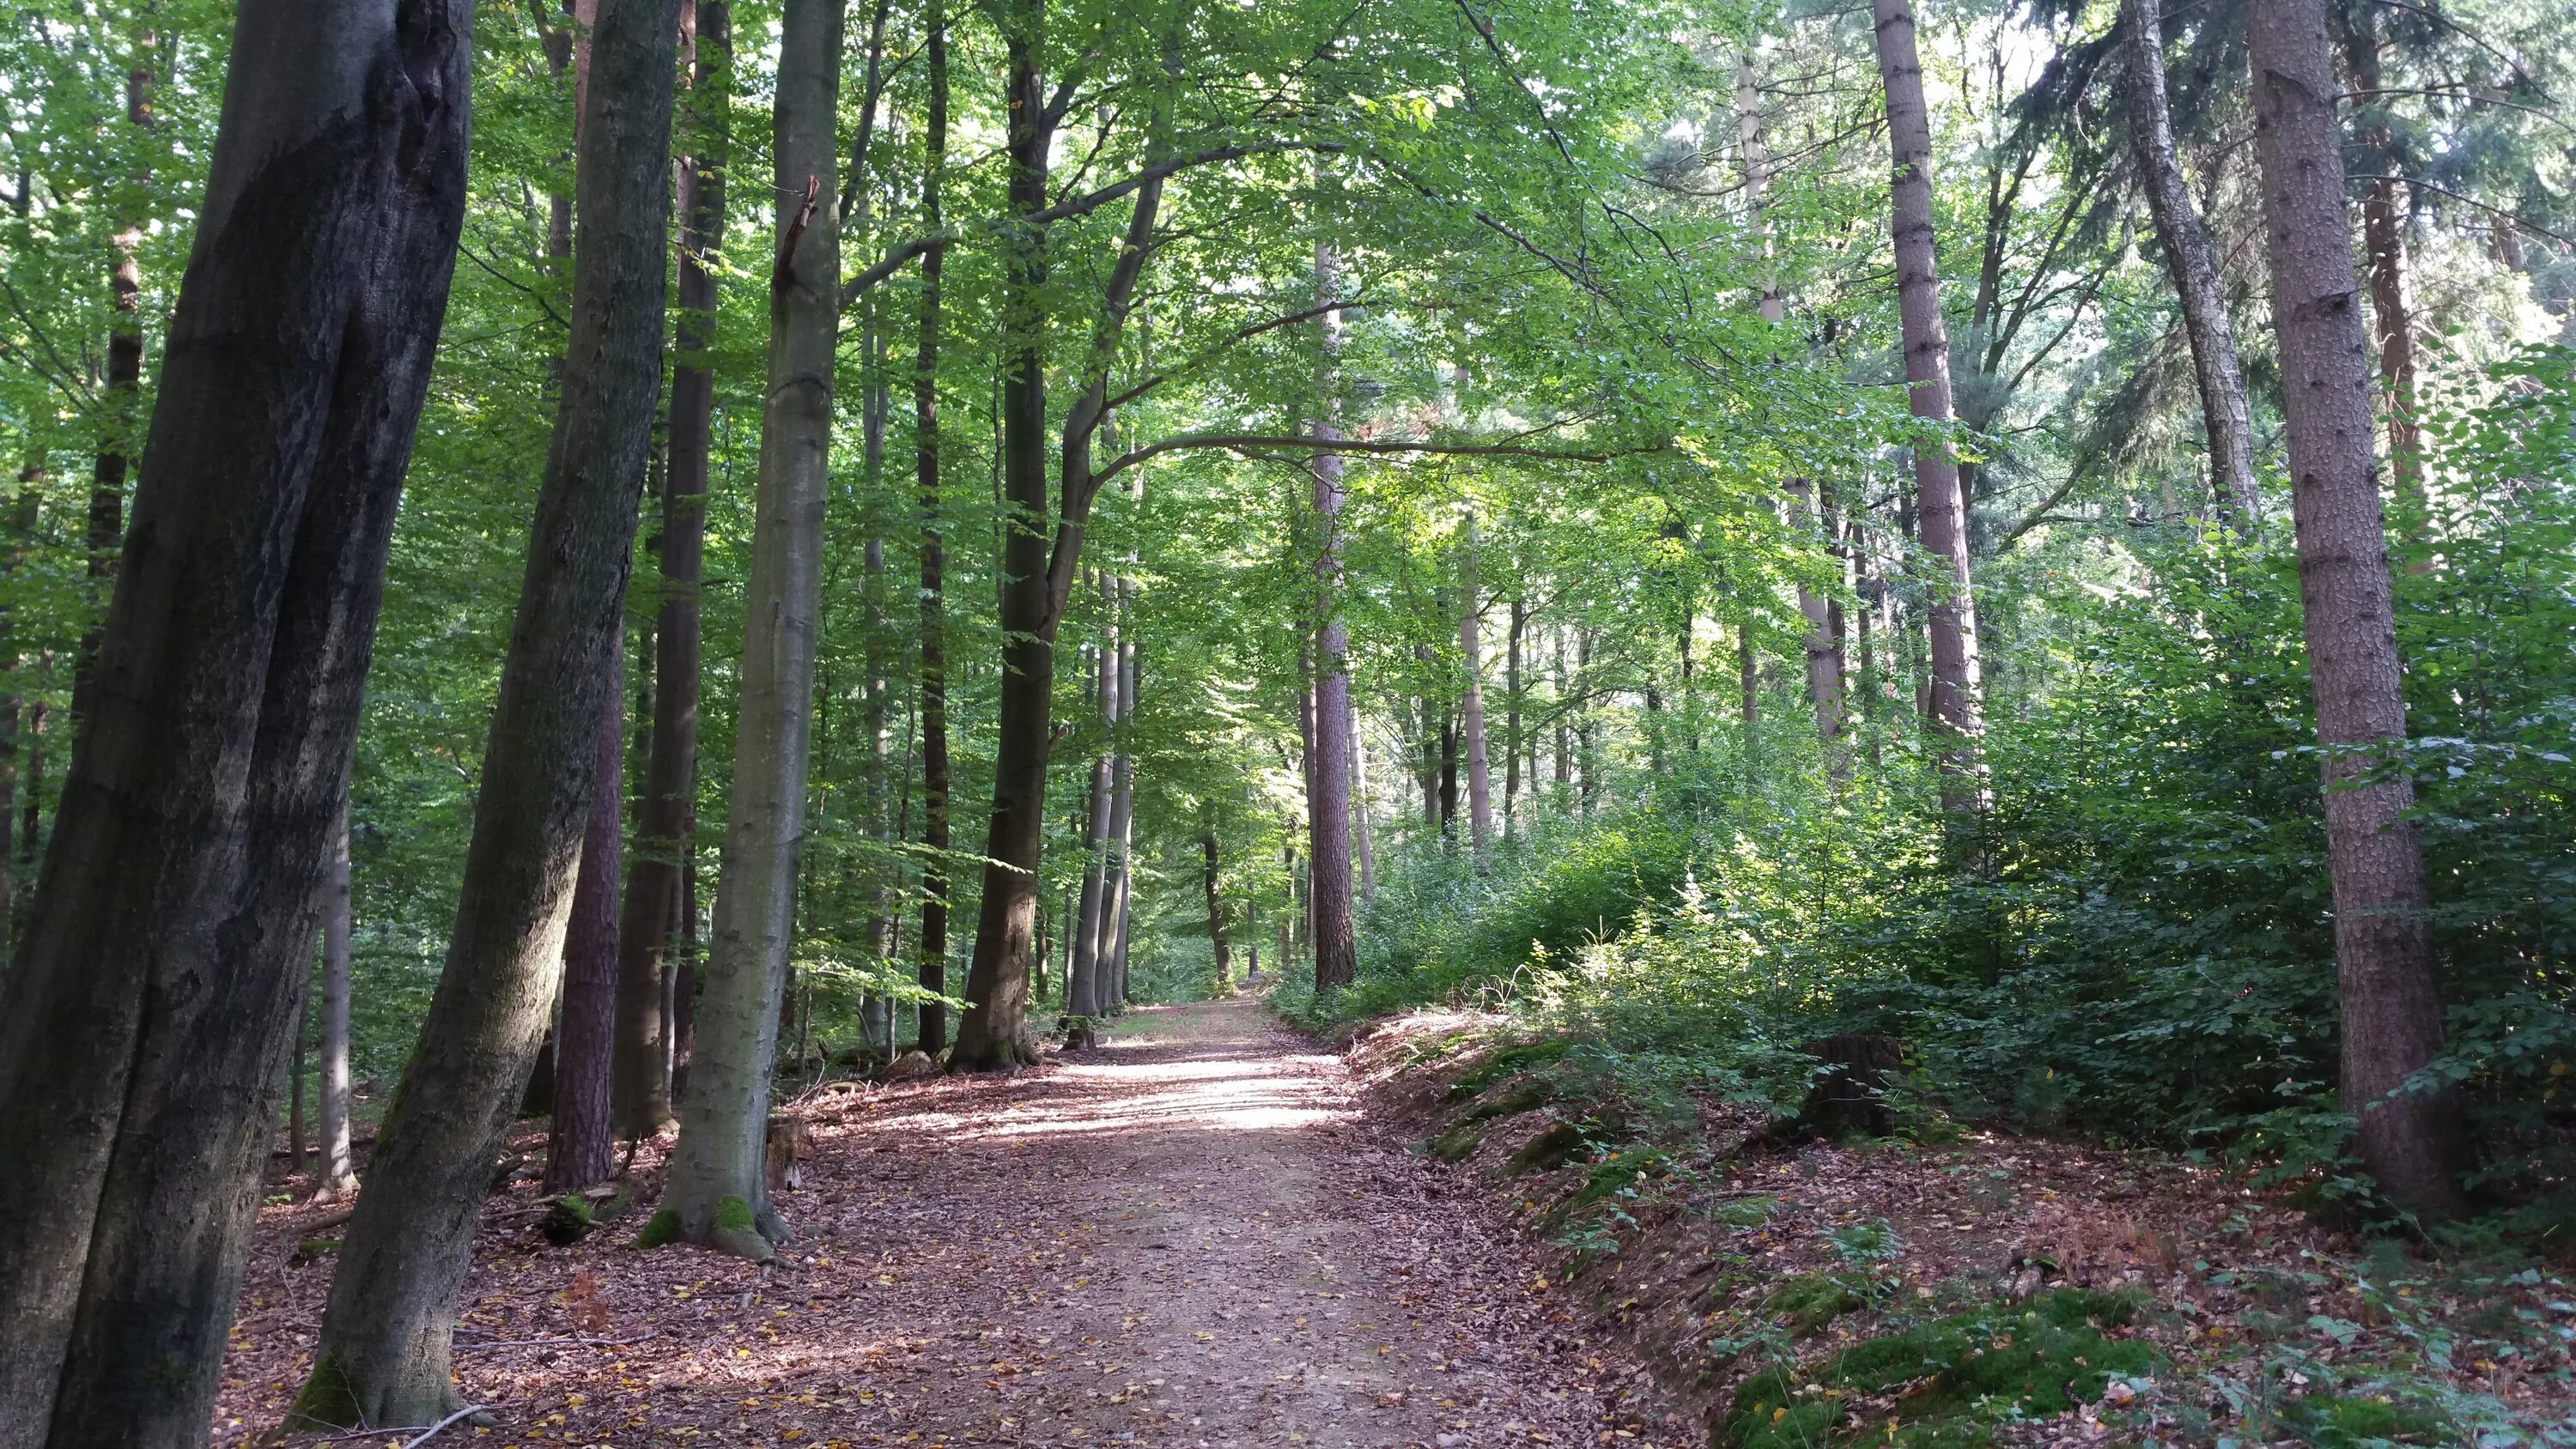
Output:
[0, 3, 473, 1442]
[1306, 240, 1356, 990]
[913, 0, 953, 1056]
[658, 0, 843, 1259]
[615, 0, 731, 1137]
[2245, 0, 2467, 1218]
[292, 0, 681, 1424]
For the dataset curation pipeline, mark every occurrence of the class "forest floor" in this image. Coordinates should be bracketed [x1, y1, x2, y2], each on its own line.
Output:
[216, 996, 1682, 1449]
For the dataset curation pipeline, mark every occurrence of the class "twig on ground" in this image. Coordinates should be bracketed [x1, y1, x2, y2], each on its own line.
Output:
[400, 1405, 489, 1449]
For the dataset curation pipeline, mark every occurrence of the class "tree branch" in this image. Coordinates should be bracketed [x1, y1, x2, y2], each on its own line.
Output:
[1091, 432, 1669, 492]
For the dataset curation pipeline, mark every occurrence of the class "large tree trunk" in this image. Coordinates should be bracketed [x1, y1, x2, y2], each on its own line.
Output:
[2245, 0, 2465, 1220]
[2122, 0, 2260, 529]
[913, 0, 951, 1053]
[614, 0, 727, 1140]
[954, 7, 1165, 1066]
[657, 0, 839, 1261]
[1456, 517, 1493, 866]
[950, 9, 1060, 1069]
[316, 802, 357, 1200]
[71, 33, 152, 733]
[1871, 0, 1989, 821]
[1307, 242, 1357, 989]
[0, 6, 473, 1443]
[290, 0, 677, 1428]
[547, 650, 622, 1192]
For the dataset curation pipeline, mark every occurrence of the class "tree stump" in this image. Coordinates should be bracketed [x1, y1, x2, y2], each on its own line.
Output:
[1795, 1034, 1904, 1139]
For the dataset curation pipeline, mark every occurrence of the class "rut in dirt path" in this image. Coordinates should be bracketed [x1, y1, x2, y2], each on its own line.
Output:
[217, 996, 1680, 1449]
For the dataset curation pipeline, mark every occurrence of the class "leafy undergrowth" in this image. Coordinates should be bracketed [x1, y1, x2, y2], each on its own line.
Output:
[1348, 1009, 2576, 1448]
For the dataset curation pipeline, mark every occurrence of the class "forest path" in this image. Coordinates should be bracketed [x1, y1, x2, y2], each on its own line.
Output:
[221, 996, 1676, 1448]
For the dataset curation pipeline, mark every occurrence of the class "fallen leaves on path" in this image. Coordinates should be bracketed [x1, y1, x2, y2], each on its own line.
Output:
[216, 999, 1684, 1448]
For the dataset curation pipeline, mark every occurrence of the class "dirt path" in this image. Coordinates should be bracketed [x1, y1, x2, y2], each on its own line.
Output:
[218, 997, 1676, 1448]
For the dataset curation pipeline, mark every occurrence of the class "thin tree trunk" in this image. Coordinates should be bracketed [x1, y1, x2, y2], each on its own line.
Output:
[2245, 0, 2465, 1219]
[71, 31, 152, 733]
[0, 6, 473, 1442]
[1102, 583, 1139, 1009]
[913, 0, 951, 1055]
[1872, 0, 1989, 821]
[1503, 597, 1522, 837]
[614, 0, 727, 1139]
[2337, 3, 2425, 527]
[293, 0, 676, 1427]
[548, 648, 622, 1192]
[1552, 627, 1570, 802]
[1350, 690, 1375, 900]
[658, 0, 837, 1261]
[1307, 241, 1356, 988]
[1203, 829, 1230, 989]
[2123, 0, 2261, 530]
[1457, 521, 1492, 868]
[317, 801, 355, 1199]
[1066, 588, 1115, 1033]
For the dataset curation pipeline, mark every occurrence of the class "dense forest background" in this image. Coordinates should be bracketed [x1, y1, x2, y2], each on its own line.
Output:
[0, 0, 2573, 1436]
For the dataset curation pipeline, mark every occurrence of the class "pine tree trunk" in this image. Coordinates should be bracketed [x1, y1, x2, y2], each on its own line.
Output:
[291, 0, 677, 1427]
[548, 652, 623, 1193]
[614, 0, 727, 1139]
[2245, 0, 2465, 1220]
[1307, 242, 1357, 988]
[317, 802, 356, 1199]
[913, 0, 951, 1054]
[0, 6, 473, 1442]
[2122, 0, 2261, 529]
[1871, 0, 1989, 821]
[2337, 3, 2425, 526]
[658, 0, 838, 1261]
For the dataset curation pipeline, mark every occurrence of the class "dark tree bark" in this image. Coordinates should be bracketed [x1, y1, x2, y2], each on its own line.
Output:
[952, 2, 1166, 1067]
[1457, 516, 1492, 866]
[914, 0, 951, 1055]
[291, 0, 678, 1426]
[2245, 0, 2466, 1219]
[614, 0, 728, 1140]
[2123, 0, 2261, 530]
[1306, 242, 1356, 989]
[548, 645, 622, 1192]
[659, 0, 838, 1261]
[71, 31, 153, 733]
[1871, 0, 1989, 821]
[0, 5, 473, 1443]
[1503, 597, 1522, 836]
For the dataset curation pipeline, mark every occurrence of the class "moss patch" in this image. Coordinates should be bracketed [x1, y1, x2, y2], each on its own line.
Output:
[2276, 1391, 2447, 1446]
[1716, 1288, 2155, 1447]
[1446, 1040, 1576, 1100]
[1763, 1272, 1868, 1337]
[634, 1207, 683, 1249]
[1429, 1120, 1487, 1161]
[714, 1195, 758, 1234]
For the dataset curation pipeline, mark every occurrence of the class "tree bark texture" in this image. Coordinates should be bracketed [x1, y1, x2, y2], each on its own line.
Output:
[317, 802, 356, 1200]
[615, 0, 727, 1138]
[659, 0, 837, 1260]
[0, 6, 472, 1444]
[2122, 0, 2261, 530]
[292, 0, 677, 1426]
[1066, 598, 1115, 1028]
[1103, 592, 1139, 1011]
[1871, 0, 1988, 818]
[2245, 0, 2465, 1219]
[548, 646, 623, 1192]
[1306, 243, 1356, 989]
